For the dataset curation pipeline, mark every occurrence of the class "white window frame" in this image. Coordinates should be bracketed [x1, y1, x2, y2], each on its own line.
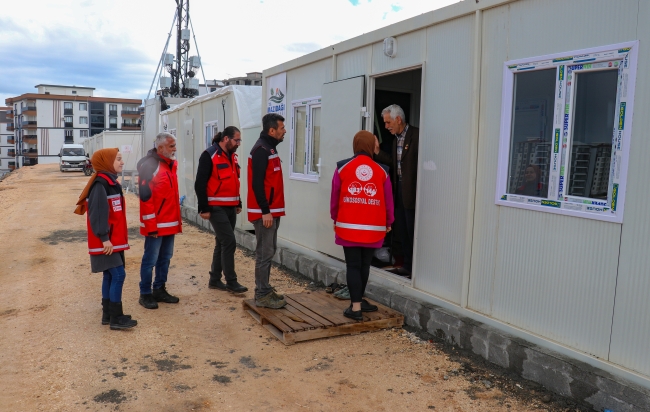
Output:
[79, 103, 87, 111]
[79, 116, 88, 124]
[289, 96, 321, 183]
[496, 41, 639, 223]
[204, 120, 218, 150]
[80, 130, 88, 138]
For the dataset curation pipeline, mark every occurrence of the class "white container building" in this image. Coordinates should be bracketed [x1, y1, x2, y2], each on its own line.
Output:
[161, 85, 262, 230]
[259, 0, 650, 392]
[83, 130, 143, 173]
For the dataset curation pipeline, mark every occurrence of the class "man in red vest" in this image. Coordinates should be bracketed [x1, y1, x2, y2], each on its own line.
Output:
[194, 126, 248, 293]
[247, 113, 286, 309]
[137, 132, 183, 309]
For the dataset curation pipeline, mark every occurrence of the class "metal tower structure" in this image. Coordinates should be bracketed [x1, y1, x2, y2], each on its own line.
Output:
[146, 0, 208, 103]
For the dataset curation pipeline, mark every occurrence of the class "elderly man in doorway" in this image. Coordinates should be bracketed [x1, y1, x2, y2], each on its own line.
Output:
[137, 132, 183, 309]
[374, 104, 419, 276]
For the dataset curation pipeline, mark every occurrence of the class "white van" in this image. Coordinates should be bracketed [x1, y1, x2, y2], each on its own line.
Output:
[59, 144, 86, 172]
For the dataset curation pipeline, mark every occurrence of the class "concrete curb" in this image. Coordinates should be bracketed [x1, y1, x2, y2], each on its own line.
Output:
[181, 205, 650, 412]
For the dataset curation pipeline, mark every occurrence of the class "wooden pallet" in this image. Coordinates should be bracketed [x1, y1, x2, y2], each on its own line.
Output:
[242, 290, 403, 345]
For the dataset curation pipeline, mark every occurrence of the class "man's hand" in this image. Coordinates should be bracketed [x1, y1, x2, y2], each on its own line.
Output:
[262, 213, 273, 228]
[236, 207, 242, 215]
[102, 240, 114, 255]
[386, 226, 392, 233]
[374, 135, 380, 155]
[200, 212, 210, 220]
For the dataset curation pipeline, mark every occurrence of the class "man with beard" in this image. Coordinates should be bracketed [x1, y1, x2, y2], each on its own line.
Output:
[247, 113, 287, 309]
[137, 132, 183, 309]
[194, 126, 248, 293]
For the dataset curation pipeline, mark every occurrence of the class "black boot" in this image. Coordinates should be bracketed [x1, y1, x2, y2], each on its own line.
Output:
[152, 284, 179, 303]
[109, 302, 137, 330]
[139, 294, 158, 309]
[226, 280, 248, 293]
[103, 298, 132, 325]
[208, 276, 228, 290]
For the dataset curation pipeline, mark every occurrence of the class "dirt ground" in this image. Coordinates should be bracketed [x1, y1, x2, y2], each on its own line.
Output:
[0, 165, 586, 411]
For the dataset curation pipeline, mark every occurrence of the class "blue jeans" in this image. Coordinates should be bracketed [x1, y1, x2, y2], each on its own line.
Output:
[139, 235, 175, 294]
[102, 265, 126, 303]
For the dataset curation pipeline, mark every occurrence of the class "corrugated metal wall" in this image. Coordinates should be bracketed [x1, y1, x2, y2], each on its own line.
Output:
[469, 0, 640, 359]
[609, 0, 650, 378]
[413, 15, 476, 304]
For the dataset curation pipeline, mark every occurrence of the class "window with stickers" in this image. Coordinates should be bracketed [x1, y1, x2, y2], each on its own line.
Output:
[495, 42, 638, 223]
[290, 97, 321, 182]
[204, 121, 218, 150]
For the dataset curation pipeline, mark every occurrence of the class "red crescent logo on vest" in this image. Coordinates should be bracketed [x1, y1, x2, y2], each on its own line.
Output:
[355, 165, 373, 181]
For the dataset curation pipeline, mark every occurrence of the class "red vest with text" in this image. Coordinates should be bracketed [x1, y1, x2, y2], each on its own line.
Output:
[86, 174, 130, 255]
[247, 140, 285, 222]
[206, 144, 241, 206]
[335, 154, 388, 243]
[138, 156, 183, 236]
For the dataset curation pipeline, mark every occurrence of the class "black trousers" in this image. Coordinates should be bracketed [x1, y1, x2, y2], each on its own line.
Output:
[343, 246, 376, 303]
[395, 180, 415, 272]
[208, 206, 238, 282]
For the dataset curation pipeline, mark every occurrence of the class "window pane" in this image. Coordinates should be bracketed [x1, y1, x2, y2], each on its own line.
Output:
[568, 69, 618, 199]
[293, 106, 306, 174]
[507, 69, 555, 197]
[309, 107, 321, 174]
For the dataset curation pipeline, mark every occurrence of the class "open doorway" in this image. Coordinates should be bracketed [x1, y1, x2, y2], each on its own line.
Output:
[371, 68, 422, 281]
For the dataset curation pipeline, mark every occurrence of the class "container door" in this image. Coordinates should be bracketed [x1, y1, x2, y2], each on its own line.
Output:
[315, 76, 365, 258]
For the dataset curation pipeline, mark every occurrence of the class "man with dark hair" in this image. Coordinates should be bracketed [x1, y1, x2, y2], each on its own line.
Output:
[374, 104, 419, 276]
[247, 113, 287, 309]
[137, 132, 182, 309]
[195, 126, 248, 294]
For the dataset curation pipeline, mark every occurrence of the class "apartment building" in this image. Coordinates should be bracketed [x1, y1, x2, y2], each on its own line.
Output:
[5, 85, 142, 167]
[0, 107, 15, 175]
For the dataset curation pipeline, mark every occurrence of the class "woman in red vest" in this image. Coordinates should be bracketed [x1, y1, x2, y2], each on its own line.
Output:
[331, 131, 394, 321]
[75, 148, 137, 330]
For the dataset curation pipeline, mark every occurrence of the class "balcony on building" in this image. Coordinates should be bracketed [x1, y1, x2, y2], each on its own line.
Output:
[23, 120, 37, 129]
[8, 149, 16, 158]
[24, 148, 38, 158]
[22, 104, 37, 116]
[23, 134, 37, 145]
[122, 121, 141, 130]
[109, 110, 118, 117]
[121, 106, 141, 118]
[7, 137, 15, 144]
[8, 162, 15, 171]
[7, 123, 14, 131]
[64, 122, 73, 128]
[6, 109, 13, 118]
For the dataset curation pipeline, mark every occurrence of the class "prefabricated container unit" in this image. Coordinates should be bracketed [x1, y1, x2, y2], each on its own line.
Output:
[262, 0, 650, 389]
[82, 130, 143, 173]
[161, 85, 262, 230]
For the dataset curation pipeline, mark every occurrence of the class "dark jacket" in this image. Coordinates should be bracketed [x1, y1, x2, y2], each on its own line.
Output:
[374, 125, 419, 209]
[250, 132, 281, 215]
[194, 144, 242, 213]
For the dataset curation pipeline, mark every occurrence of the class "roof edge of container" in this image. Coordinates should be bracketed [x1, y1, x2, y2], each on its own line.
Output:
[262, 0, 517, 77]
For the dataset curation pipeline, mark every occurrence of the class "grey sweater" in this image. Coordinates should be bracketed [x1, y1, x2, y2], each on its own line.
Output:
[87, 174, 125, 273]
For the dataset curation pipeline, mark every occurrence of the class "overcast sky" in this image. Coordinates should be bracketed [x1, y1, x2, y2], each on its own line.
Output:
[0, 0, 459, 105]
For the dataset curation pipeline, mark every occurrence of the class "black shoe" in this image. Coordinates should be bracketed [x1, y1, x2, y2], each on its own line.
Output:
[344, 306, 363, 321]
[139, 294, 159, 309]
[226, 281, 248, 293]
[103, 298, 131, 324]
[152, 284, 179, 303]
[109, 302, 137, 330]
[361, 299, 378, 312]
[208, 279, 228, 290]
